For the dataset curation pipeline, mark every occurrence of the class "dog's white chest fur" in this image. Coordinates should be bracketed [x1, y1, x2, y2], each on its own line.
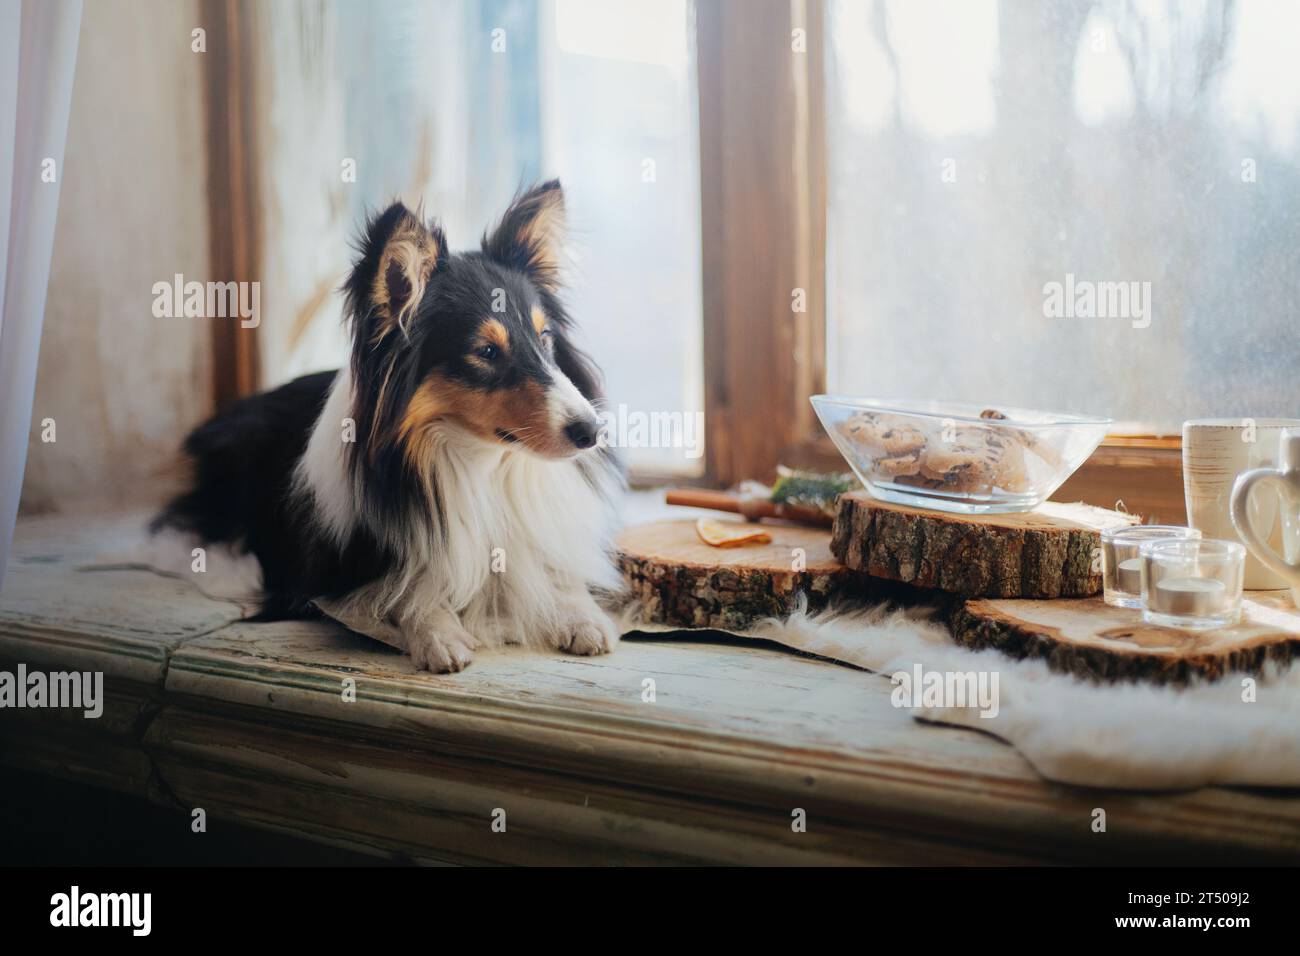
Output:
[296, 368, 623, 661]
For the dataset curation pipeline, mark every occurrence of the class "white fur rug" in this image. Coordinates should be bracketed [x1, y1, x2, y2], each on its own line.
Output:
[619, 598, 1300, 791]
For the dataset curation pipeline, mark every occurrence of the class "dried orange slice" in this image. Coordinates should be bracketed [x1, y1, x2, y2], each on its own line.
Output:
[695, 517, 772, 548]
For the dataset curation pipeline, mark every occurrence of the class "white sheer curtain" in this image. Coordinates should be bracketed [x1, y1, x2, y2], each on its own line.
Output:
[0, 0, 82, 593]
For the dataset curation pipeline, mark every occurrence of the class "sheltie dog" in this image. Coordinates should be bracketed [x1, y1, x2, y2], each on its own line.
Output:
[154, 181, 624, 672]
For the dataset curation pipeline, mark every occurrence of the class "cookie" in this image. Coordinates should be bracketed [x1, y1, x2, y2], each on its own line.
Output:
[878, 424, 927, 456]
[839, 412, 878, 445]
[981, 407, 1062, 469]
[875, 452, 923, 478]
[841, 412, 926, 458]
[919, 443, 994, 487]
[973, 428, 1030, 491]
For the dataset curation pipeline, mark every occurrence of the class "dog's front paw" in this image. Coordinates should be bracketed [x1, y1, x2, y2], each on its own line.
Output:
[409, 627, 479, 673]
[556, 613, 617, 657]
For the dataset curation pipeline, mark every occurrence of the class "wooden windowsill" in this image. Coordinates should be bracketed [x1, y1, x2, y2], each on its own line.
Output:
[3, 510, 1294, 864]
[1099, 435, 1182, 450]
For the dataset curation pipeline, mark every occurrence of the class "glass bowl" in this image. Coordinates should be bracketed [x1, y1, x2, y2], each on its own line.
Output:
[810, 396, 1110, 514]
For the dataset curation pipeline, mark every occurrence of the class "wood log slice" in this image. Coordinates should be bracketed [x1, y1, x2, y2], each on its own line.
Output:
[950, 592, 1300, 684]
[617, 519, 853, 630]
[831, 492, 1139, 598]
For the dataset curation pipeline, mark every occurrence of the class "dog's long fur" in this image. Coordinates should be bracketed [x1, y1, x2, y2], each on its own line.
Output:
[155, 182, 624, 671]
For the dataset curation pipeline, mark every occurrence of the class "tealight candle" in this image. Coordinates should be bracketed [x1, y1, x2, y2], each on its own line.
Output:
[1101, 525, 1201, 609]
[1140, 538, 1244, 629]
[1150, 576, 1227, 616]
[1116, 557, 1143, 595]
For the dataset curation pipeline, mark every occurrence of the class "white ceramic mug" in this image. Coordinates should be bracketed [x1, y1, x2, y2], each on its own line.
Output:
[1183, 418, 1300, 590]
[1231, 429, 1300, 606]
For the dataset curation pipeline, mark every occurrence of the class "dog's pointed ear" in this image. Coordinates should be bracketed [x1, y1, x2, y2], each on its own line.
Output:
[346, 201, 446, 339]
[482, 180, 566, 292]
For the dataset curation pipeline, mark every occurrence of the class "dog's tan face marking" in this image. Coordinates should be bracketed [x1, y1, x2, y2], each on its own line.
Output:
[530, 305, 548, 336]
[397, 372, 575, 462]
[477, 318, 511, 353]
[465, 317, 517, 374]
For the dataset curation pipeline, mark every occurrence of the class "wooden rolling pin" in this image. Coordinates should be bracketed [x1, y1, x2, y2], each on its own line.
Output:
[665, 488, 834, 527]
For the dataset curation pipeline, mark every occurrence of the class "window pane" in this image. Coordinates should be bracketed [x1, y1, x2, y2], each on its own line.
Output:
[826, 0, 1300, 432]
[542, 0, 703, 473]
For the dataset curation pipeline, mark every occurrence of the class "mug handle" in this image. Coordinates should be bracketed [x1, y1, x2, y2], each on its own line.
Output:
[1230, 469, 1300, 581]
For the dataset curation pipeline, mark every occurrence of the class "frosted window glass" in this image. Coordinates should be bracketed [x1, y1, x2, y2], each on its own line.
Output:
[542, 0, 703, 474]
[827, 0, 1300, 432]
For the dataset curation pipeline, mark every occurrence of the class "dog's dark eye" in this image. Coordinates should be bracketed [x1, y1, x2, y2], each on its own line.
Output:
[540, 328, 554, 347]
[475, 343, 500, 361]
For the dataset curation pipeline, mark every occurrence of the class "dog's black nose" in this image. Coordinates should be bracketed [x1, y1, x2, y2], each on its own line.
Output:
[564, 419, 599, 450]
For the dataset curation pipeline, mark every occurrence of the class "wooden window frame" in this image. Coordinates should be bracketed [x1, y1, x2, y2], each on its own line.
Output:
[696, 0, 826, 490]
[694, 0, 1185, 523]
[201, 0, 261, 410]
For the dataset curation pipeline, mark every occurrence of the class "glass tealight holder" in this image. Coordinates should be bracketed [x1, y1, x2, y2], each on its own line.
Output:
[1101, 525, 1201, 608]
[1140, 538, 1245, 629]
